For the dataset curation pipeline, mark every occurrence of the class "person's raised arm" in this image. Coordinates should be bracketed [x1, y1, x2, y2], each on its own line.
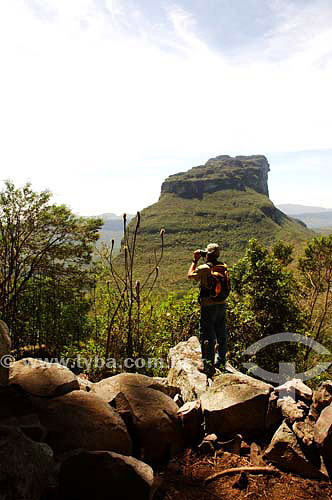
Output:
[188, 249, 201, 279]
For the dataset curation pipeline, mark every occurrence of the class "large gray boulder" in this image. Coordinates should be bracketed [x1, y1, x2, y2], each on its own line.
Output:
[92, 373, 184, 464]
[275, 379, 312, 403]
[201, 373, 273, 438]
[314, 404, 332, 478]
[167, 336, 208, 402]
[59, 450, 154, 500]
[9, 358, 79, 397]
[311, 381, 332, 419]
[314, 403, 332, 449]
[33, 390, 132, 455]
[0, 320, 11, 386]
[91, 372, 177, 401]
[0, 425, 55, 500]
[264, 421, 326, 479]
[277, 396, 308, 424]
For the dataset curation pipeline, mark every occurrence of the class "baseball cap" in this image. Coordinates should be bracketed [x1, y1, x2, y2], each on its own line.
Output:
[204, 243, 220, 257]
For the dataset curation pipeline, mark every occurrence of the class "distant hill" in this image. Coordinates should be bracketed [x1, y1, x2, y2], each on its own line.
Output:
[277, 204, 332, 215]
[121, 155, 314, 294]
[277, 204, 332, 228]
[88, 213, 134, 251]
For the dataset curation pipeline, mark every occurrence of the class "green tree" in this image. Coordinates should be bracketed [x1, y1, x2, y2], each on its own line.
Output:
[0, 180, 102, 347]
[227, 238, 305, 372]
[298, 235, 332, 345]
[272, 240, 294, 266]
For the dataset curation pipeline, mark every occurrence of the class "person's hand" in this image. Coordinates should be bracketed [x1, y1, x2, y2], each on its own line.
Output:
[193, 249, 201, 262]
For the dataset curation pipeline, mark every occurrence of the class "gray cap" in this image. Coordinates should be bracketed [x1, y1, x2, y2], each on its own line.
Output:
[204, 243, 220, 257]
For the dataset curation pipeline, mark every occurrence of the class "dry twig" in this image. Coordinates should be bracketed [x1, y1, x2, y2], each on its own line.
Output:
[204, 466, 280, 485]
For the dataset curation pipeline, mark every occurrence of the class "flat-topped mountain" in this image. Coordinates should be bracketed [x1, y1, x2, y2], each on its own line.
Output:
[162, 155, 270, 199]
[123, 155, 314, 293]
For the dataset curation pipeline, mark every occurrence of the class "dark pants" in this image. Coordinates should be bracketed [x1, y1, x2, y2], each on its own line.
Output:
[199, 303, 227, 369]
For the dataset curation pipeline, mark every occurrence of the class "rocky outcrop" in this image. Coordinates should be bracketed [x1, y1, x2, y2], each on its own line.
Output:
[311, 381, 332, 418]
[92, 373, 184, 465]
[33, 390, 132, 455]
[264, 421, 325, 479]
[167, 336, 208, 403]
[201, 372, 273, 439]
[314, 404, 332, 449]
[0, 425, 55, 499]
[59, 450, 154, 500]
[177, 400, 204, 445]
[161, 155, 270, 199]
[275, 379, 313, 403]
[277, 397, 309, 424]
[9, 358, 80, 397]
[91, 372, 179, 401]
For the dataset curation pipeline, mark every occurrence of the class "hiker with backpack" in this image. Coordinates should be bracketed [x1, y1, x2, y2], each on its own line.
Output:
[187, 243, 230, 377]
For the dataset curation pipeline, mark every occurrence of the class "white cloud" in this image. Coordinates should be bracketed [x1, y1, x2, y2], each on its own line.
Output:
[0, 0, 331, 214]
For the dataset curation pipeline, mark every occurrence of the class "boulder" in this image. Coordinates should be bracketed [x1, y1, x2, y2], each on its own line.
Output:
[275, 379, 312, 403]
[9, 358, 79, 397]
[265, 391, 282, 430]
[0, 425, 55, 499]
[0, 384, 36, 420]
[314, 404, 332, 449]
[152, 377, 180, 398]
[314, 404, 332, 478]
[177, 400, 204, 445]
[311, 381, 332, 419]
[201, 373, 273, 438]
[33, 390, 132, 455]
[264, 421, 325, 479]
[167, 336, 208, 402]
[92, 373, 184, 464]
[92, 372, 178, 401]
[293, 417, 315, 447]
[0, 320, 11, 386]
[59, 450, 154, 500]
[0, 413, 46, 442]
[109, 387, 183, 465]
[277, 396, 308, 424]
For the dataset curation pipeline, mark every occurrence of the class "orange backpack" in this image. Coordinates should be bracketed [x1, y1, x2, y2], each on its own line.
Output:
[200, 262, 231, 301]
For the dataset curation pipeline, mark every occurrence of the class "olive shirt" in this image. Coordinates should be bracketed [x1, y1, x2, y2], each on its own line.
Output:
[188, 262, 227, 306]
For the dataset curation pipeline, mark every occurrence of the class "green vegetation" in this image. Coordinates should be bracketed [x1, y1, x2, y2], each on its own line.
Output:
[0, 180, 102, 351]
[124, 188, 314, 294]
[1, 179, 330, 387]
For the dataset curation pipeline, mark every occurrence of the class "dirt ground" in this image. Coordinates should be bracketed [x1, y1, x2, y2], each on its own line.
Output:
[154, 449, 332, 500]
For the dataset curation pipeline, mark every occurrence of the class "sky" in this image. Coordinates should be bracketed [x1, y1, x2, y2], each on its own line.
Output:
[0, 0, 331, 215]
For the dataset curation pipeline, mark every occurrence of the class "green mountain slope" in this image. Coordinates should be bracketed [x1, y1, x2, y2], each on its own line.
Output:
[124, 155, 314, 293]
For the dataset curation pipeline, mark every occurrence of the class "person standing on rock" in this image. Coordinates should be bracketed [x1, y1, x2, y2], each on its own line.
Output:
[187, 243, 230, 377]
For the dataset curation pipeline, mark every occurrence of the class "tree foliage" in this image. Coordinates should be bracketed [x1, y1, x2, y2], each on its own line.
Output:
[298, 234, 332, 343]
[0, 180, 102, 347]
[227, 239, 305, 372]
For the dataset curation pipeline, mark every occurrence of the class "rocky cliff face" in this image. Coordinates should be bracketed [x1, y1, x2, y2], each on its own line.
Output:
[161, 155, 270, 199]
